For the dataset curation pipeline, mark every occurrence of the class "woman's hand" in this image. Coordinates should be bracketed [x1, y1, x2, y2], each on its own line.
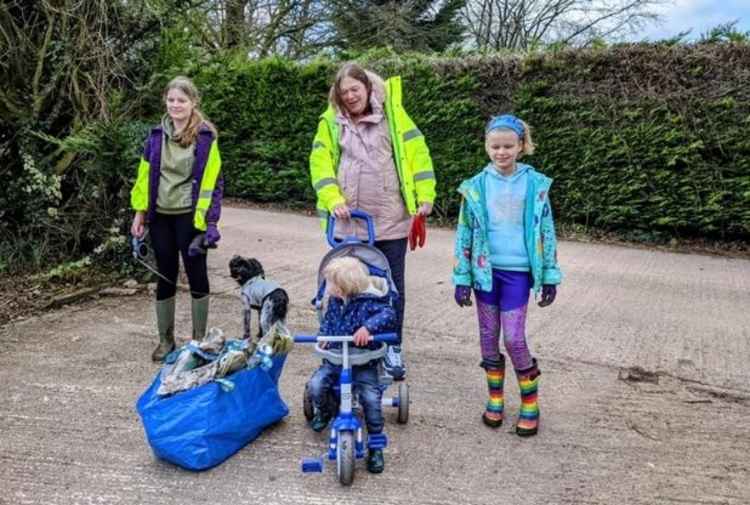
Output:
[333, 204, 351, 220]
[131, 212, 145, 238]
[353, 326, 372, 347]
[417, 202, 433, 217]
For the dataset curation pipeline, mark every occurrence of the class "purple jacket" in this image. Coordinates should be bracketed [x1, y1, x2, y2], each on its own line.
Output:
[142, 123, 223, 227]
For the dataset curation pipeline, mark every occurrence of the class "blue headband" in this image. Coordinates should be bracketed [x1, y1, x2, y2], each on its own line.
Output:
[486, 114, 525, 139]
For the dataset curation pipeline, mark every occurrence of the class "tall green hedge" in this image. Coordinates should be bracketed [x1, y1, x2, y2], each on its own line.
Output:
[184, 45, 750, 240]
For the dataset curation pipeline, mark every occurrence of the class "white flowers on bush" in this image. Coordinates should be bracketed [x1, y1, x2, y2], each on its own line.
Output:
[44, 256, 93, 280]
[94, 229, 127, 255]
[21, 150, 62, 204]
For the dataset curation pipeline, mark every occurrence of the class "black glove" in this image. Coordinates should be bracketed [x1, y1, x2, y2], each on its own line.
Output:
[538, 284, 557, 307]
[454, 286, 473, 307]
[188, 234, 207, 256]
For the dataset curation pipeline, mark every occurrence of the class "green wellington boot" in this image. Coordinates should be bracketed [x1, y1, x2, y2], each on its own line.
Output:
[152, 297, 176, 362]
[191, 295, 209, 341]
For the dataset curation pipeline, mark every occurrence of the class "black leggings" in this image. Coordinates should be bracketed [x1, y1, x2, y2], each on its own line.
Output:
[149, 213, 209, 300]
[374, 237, 407, 344]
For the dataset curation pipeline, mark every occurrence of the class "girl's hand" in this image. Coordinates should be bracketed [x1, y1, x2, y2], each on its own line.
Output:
[131, 212, 145, 238]
[454, 286, 472, 307]
[333, 204, 351, 220]
[417, 202, 433, 217]
[353, 326, 372, 347]
[538, 284, 557, 307]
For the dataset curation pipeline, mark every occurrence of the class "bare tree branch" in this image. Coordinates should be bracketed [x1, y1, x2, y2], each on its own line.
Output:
[463, 0, 665, 50]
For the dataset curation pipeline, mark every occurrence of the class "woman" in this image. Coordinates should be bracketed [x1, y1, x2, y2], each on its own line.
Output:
[130, 76, 223, 361]
[309, 62, 437, 380]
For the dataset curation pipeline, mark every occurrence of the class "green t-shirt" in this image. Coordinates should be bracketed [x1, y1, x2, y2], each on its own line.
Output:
[156, 116, 196, 214]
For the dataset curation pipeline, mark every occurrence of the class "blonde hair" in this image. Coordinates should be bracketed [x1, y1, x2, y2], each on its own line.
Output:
[323, 257, 370, 297]
[163, 76, 217, 147]
[517, 119, 535, 156]
[486, 118, 536, 156]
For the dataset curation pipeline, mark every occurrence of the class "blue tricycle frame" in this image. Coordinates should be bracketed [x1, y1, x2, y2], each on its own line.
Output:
[294, 333, 407, 485]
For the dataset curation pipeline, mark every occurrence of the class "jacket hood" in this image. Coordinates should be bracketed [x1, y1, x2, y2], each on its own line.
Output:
[348, 275, 390, 303]
[459, 163, 547, 197]
[362, 276, 389, 297]
[483, 162, 529, 182]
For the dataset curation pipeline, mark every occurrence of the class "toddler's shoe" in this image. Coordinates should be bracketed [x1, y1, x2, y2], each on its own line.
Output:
[366, 449, 385, 473]
[384, 345, 406, 381]
[310, 410, 331, 432]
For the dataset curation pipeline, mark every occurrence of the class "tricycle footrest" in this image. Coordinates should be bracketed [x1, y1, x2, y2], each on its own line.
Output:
[302, 457, 324, 473]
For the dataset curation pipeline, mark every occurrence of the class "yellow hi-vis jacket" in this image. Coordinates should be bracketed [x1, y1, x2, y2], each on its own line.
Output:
[309, 76, 437, 230]
[130, 125, 223, 231]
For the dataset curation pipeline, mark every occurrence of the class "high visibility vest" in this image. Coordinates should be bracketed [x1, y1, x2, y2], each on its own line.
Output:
[309, 76, 437, 229]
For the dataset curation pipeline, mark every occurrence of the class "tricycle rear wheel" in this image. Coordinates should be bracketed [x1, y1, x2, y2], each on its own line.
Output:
[397, 383, 409, 424]
[303, 383, 314, 421]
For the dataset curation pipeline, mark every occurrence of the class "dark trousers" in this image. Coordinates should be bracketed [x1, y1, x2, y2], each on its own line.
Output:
[149, 213, 209, 300]
[374, 237, 407, 344]
[309, 360, 384, 434]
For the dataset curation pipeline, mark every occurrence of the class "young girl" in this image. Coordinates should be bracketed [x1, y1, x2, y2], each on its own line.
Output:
[307, 256, 396, 473]
[130, 76, 223, 361]
[452, 114, 562, 437]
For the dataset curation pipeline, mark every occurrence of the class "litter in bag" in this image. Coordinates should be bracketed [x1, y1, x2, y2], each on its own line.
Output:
[136, 355, 288, 471]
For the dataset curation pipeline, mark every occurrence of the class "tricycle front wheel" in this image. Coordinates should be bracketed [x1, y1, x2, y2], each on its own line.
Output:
[336, 430, 355, 485]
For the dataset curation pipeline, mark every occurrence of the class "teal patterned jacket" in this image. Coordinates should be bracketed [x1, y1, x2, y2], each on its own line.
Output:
[452, 163, 563, 294]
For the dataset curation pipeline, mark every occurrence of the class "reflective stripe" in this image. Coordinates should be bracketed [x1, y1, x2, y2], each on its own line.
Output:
[317, 209, 329, 219]
[403, 128, 422, 141]
[414, 171, 435, 181]
[130, 157, 150, 211]
[314, 177, 338, 191]
[194, 139, 221, 231]
[313, 141, 325, 150]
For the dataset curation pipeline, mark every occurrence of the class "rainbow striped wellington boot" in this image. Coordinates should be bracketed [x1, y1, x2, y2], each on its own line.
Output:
[480, 356, 505, 428]
[516, 359, 541, 437]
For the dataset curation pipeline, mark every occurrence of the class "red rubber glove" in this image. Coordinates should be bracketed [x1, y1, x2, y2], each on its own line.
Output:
[409, 214, 427, 251]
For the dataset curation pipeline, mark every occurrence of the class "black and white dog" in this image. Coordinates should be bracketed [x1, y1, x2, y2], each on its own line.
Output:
[229, 256, 289, 341]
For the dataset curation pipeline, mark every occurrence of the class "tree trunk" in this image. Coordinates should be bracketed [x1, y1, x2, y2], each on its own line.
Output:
[224, 0, 249, 48]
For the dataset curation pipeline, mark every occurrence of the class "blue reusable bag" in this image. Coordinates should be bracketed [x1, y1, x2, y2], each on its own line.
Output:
[136, 355, 288, 471]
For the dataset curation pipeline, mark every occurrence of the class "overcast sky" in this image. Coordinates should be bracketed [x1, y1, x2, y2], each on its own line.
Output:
[640, 0, 750, 40]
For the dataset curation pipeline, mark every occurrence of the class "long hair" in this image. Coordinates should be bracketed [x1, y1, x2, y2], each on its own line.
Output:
[328, 62, 373, 114]
[163, 76, 217, 147]
[516, 119, 535, 156]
